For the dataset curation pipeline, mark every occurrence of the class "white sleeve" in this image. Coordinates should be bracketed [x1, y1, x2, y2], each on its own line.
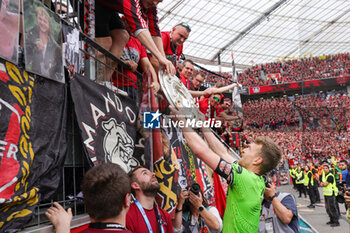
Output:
[207, 206, 223, 233]
[173, 225, 184, 233]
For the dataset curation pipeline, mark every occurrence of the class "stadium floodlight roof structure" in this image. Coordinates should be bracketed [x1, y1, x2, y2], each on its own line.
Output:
[157, 0, 350, 69]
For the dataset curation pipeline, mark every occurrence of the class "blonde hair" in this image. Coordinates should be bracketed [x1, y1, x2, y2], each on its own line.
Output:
[35, 6, 50, 22]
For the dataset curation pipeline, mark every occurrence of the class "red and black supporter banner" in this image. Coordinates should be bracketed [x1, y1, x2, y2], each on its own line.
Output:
[70, 74, 139, 172]
[0, 60, 68, 232]
[249, 76, 350, 94]
[198, 159, 215, 204]
[161, 116, 204, 191]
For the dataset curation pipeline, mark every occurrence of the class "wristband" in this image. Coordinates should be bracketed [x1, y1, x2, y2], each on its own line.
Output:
[175, 209, 182, 213]
[269, 193, 277, 202]
[198, 206, 204, 212]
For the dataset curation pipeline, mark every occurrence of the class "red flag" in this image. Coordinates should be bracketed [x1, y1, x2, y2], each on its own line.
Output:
[213, 172, 227, 218]
[148, 72, 163, 162]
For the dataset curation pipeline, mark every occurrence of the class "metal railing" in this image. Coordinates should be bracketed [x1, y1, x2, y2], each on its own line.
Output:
[18, 0, 143, 231]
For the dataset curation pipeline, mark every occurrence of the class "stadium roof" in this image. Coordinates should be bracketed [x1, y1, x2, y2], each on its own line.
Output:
[157, 0, 350, 69]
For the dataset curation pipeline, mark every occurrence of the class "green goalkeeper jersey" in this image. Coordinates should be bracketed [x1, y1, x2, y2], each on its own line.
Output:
[223, 162, 265, 233]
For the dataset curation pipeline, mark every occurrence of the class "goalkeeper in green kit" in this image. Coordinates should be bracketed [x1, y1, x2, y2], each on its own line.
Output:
[170, 107, 282, 233]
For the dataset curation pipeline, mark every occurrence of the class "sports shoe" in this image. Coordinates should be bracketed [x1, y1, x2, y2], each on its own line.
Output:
[326, 221, 333, 225]
[307, 204, 315, 208]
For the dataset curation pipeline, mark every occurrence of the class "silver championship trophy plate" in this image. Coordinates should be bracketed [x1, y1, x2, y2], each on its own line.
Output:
[158, 70, 199, 122]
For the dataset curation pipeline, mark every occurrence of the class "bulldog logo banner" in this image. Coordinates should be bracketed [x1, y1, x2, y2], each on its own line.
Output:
[70, 75, 139, 172]
[0, 60, 68, 232]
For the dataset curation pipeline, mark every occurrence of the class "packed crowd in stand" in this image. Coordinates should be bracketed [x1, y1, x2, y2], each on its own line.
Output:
[203, 71, 234, 86]
[243, 128, 349, 162]
[193, 53, 350, 88]
[242, 91, 350, 162]
[294, 91, 350, 130]
[237, 53, 350, 87]
[243, 97, 299, 129]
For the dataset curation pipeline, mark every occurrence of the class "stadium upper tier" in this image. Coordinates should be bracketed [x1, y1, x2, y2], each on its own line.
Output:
[243, 91, 349, 130]
[238, 53, 350, 88]
[242, 90, 349, 159]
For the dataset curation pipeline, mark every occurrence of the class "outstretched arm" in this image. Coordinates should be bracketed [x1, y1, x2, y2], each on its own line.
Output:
[137, 31, 175, 75]
[212, 83, 240, 94]
[181, 124, 221, 171]
[170, 106, 233, 171]
[140, 57, 160, 93]
[199, 127, 235, 164]
[189, 88, 213, 97]
[198, 111, 236, 163]
[189, 90, 207, 97]
[152, 36, 166, 57]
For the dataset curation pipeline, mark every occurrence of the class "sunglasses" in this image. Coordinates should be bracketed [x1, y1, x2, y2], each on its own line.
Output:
[212, 96, 221, 102]
[177, 22, 191, 32]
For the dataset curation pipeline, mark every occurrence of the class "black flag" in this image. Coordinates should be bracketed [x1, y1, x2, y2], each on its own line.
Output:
[70, 74, 140, 172]
[0, 60, 68, 232]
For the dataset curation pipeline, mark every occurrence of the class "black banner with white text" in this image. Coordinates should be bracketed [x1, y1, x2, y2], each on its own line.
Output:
[70, 74, 139, 172]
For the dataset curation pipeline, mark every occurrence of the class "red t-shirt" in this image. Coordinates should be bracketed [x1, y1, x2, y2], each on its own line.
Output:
[113, 36, 147, 88]
[80, 228, 132, 233]
[126, 203, 173, 233]
[97, 0, 161, 37]
[199, 97, 219, 119]
[161, 31, 183, 66]
[179, 73, 190, 90]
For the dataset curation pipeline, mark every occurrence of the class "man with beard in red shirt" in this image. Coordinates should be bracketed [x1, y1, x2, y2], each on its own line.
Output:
[216, 98, 240, 122]
[126, 166, 174, 233]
